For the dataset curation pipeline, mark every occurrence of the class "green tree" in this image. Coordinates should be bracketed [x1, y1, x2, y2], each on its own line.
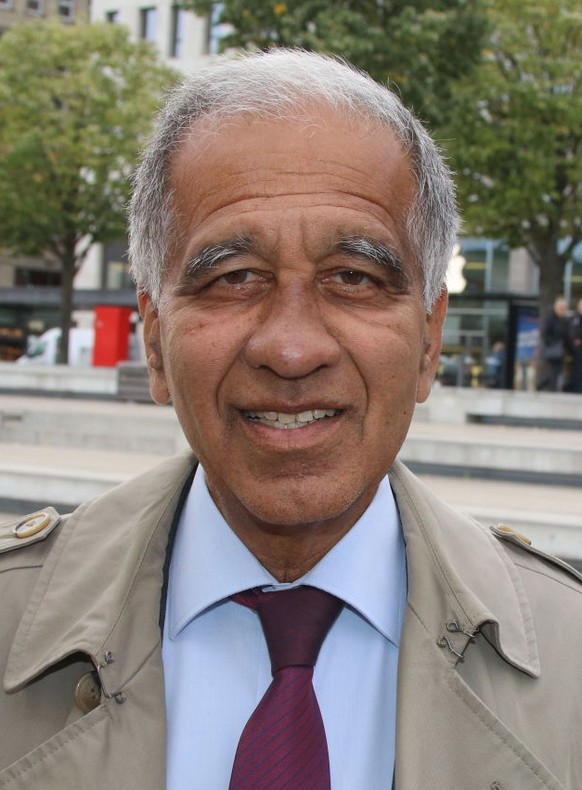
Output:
[0, 22, 177, 363]
[444, 0, 582, 321]
[192, 0, 489, 128]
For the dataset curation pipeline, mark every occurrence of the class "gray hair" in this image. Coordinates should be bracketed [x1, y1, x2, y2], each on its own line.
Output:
[129, 48, 459, 311]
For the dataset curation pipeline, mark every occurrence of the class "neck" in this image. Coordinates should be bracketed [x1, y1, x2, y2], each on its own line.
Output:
[207, 486, 377, 582]
[237, 522, 355, 582]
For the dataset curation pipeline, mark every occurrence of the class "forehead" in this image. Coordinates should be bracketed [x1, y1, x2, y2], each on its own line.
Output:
[167, 106, 416, 261]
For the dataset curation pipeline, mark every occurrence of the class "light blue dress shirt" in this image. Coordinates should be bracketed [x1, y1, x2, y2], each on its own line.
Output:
[163, 466, 407, 789]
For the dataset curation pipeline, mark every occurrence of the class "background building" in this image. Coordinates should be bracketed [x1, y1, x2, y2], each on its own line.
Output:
[0, 1, 225, 361]
[90, 0, 226, 73]
[0, 0, 88, 34]
[0, 0, 92, 359]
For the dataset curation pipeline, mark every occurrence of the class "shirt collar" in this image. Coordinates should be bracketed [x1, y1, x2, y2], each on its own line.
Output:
[167, 466, 406, 647]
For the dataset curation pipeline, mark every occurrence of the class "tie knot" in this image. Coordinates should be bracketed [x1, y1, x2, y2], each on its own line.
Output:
[233, 586, 342, 675]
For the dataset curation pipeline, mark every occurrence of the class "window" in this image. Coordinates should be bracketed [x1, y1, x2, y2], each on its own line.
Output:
[58, 0, 75, 21]
[15, 268, 61, 287]
[26, 0, 44, 14]
[102, 241, 132, 290]
[140, 7, 157, 42]
[170, 6, 186, 58]
[206, 1, 230, 55]
[106, 9, 119, 22]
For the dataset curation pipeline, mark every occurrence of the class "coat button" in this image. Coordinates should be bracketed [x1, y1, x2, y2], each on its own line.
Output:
[494, 523, 532, 545]
[75, 671, 102, 714]
[13, 511, 52, 539]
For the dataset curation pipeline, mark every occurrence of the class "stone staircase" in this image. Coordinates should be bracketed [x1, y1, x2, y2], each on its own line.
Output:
[1, 390, 581, 564]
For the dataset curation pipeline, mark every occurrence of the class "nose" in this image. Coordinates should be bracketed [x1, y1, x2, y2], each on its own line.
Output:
[244, 284, 342, 379]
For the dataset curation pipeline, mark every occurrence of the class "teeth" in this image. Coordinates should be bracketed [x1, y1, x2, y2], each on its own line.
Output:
[314, 409, 336, 419]
[246, 409, 338, 430]
[297, 411, 313, 423]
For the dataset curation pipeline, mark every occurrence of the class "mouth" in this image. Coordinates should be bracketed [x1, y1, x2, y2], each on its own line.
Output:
[244, 408, 339, 430]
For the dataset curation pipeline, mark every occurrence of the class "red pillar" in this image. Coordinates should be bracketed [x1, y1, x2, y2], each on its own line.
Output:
[92, 306, 133, 367]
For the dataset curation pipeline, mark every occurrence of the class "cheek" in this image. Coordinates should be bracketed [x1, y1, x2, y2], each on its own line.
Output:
[160, 315, 239, 404]
[358, 317, 425, 381]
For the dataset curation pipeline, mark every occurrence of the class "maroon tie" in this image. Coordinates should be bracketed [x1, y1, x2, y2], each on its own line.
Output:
[229, 585, 343, 790]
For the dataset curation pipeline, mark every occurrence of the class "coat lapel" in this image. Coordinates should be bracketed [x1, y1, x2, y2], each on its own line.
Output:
[390, 461, 566, 790]
[2, 453, 196, 789]
[394, 612, 567, 789]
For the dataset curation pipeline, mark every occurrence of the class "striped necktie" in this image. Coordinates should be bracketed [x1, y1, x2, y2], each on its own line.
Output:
[229, 585, 343, 790]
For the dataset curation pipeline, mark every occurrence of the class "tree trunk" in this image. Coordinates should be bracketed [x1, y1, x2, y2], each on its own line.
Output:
[57, 245, 77, 365]
[531, 241, 567, 326]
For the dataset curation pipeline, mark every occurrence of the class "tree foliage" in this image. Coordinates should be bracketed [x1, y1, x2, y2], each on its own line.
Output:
[444, 0, 582, 319]
[0, 21, 177, 362]
[190, 0, 489, 128]
[192, 0, 581, 325]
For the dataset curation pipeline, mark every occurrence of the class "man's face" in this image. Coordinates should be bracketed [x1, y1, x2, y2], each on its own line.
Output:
[555, 299, 568, 318]
[140, 108, 446, 541]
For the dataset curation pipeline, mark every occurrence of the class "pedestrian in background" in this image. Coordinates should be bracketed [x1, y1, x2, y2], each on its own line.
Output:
[537, 296, 570, 391]
[569, 298, 582, 393]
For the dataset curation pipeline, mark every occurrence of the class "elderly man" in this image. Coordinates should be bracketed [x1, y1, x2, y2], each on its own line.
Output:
[1, 50, 581, 790]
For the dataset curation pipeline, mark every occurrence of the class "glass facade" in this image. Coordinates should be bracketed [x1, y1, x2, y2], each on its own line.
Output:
[439, 238, 533, 389]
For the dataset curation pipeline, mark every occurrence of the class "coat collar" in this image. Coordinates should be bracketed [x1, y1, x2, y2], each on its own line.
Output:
[4, 452, 196, 695]
[4, 454, 539, 694]
[390, 460, 540, 677]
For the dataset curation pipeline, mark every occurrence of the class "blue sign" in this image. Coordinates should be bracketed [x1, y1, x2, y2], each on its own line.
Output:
[516, 313, 539, 362]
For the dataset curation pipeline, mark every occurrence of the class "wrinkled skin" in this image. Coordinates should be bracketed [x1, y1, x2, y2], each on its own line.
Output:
[139, 108, 447, 580]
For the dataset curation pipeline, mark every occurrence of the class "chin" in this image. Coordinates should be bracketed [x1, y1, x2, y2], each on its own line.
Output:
[242, 480, 367, 530]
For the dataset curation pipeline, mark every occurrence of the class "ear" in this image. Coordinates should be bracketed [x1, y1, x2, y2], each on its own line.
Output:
[416, 289, 447, 404]
[137, 291, 171, 405]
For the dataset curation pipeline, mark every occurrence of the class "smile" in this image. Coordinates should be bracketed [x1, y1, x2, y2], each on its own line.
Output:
[245, 409, 338, 430]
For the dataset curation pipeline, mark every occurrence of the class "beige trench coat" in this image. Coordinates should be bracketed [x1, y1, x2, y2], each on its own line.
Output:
[1, 454, 581, 789]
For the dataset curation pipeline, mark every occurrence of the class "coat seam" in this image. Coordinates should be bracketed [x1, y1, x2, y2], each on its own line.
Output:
[0, 706, 110, 787]
[445, 669, 565, 789]
[0, 563, 43, 575]
[513, 562, 582, 595]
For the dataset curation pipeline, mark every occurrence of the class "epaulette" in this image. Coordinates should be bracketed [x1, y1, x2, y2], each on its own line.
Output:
[0, 507, 62, 554]
[491, 523, 582, 584]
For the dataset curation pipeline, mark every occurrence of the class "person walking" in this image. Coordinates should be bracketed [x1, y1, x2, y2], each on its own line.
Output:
[569, 298, 582, 393]
[537, 296, 569, 391]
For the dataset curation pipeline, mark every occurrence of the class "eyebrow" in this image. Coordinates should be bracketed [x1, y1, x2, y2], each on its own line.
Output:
[182, 233, 411, 287]
[337, 236, 411, 288]
[184, 235, 253, 278]
[337, 236, 404, 270]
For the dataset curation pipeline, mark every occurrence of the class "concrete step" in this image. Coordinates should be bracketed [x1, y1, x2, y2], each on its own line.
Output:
[402, 421, 582, 486]
[0, 442, 162, 510]
[416, 386, 582, 427]
[420, 474, 582, 562]
[2, 395, 582, 485]
[1, 443, 580, 562]
[0, 394, 186, 456]
[1, 392, 581, 559]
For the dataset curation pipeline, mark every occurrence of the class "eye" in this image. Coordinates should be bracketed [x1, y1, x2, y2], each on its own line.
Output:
[218, 269, 258, 285]
[222, 270, 247, 284]
[332, 270, 373, 286]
